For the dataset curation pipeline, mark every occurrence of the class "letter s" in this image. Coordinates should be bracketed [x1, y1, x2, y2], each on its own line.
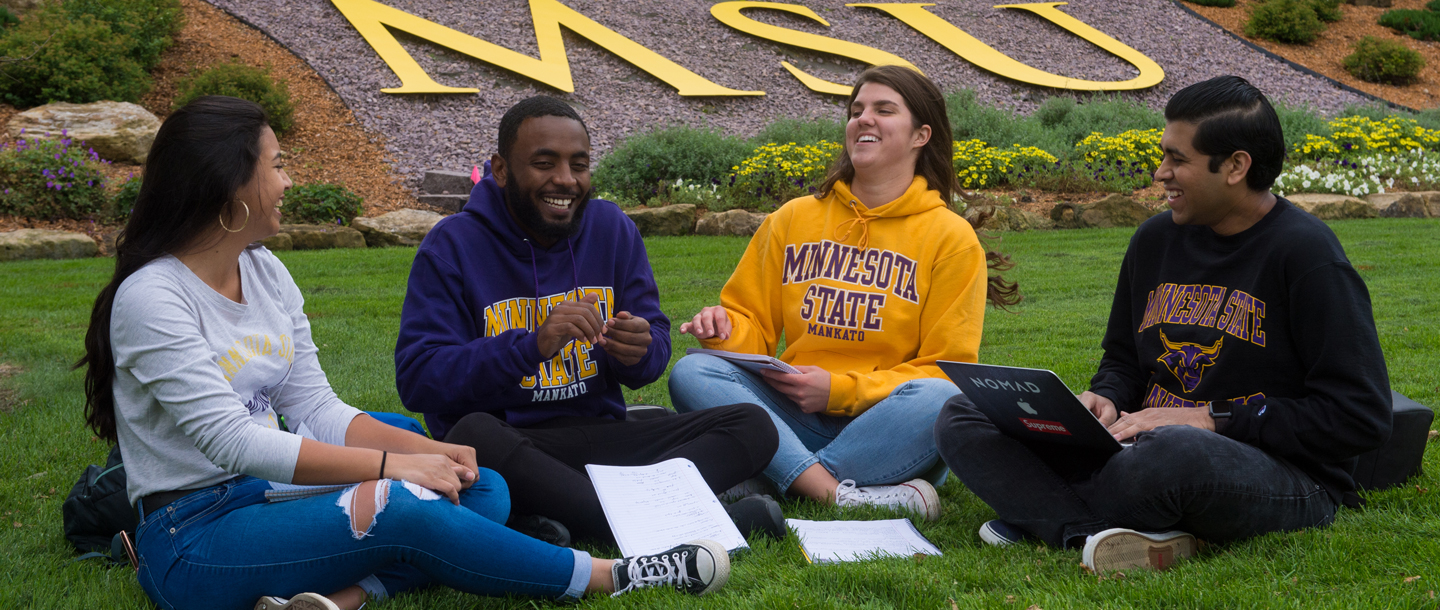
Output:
[711, 1, 920, 95]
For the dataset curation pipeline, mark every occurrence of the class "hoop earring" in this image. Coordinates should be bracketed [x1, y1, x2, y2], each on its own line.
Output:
[219, 200, 250, 233]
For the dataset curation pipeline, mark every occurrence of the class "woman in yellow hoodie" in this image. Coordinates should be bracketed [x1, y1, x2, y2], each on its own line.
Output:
[670, 66, 1017, 520]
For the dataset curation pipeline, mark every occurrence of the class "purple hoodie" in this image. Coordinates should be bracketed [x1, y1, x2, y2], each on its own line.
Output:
[395, 174, 670, 439]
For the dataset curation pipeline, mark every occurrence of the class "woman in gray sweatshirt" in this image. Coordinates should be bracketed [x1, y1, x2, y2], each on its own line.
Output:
[76, 96, 728, 610]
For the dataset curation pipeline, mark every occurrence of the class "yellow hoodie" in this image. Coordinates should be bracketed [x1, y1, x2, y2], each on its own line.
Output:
[700, 176, 987, 416]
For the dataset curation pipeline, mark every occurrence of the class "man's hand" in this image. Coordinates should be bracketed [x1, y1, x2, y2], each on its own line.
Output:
[1106, 408, 1215, 441]
[535, 293, 605, 358]
[761, 365, 831, 413]
[1078, 391, 1118, 426]
[679, 305, 731, 341]
[603, 311, 652, 366]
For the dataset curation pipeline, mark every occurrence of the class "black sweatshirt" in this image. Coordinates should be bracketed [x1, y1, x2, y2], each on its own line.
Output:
[1090, 198, 1391, 506]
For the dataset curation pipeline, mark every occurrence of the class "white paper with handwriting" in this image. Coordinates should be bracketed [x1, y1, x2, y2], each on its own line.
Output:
[586, 458, 747, 557]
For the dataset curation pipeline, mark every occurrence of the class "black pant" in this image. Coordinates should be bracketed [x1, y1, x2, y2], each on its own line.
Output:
[934, 395, 1337, 548]
[444, 404, 778, 543]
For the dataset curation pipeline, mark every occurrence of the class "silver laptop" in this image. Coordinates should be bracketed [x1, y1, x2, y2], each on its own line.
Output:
[938, 361, 1127, 454]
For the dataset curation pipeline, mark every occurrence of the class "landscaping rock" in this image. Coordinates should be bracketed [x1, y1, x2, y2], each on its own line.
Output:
[421, 170, 474, 195]
[1286, 193, 1366, 214]
[0, 229, 98, 262]
[1311, 200, 1378, 220]
[1348, 0, 1392, 7]
[1049, 195, 1153, 229]
[695, 209, 766, 236]
[625, 204, 695, 236]
[278, 224, 366, 250]
[418, 194, 468, 213]
[352, 209, 444, 247]
[260, 232, 293, 251]
[1378, 193, 1431, 219]
[965, 206, 1053, 231]
[7, 102, 161, 164]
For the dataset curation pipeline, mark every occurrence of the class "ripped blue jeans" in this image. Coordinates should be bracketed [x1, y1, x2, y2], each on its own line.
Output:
[134, 473, 590, 610]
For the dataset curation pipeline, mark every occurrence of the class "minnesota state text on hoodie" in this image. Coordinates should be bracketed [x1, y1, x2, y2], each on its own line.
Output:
[699, 176, 987, 417]
[395, 175, 670, 439]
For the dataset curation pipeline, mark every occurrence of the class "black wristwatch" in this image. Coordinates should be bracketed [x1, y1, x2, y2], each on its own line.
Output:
[1208, 399, 1234, 420]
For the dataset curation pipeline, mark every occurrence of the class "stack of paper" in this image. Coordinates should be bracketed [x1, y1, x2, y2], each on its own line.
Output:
[786, 518, 942, 564]
[685, 348, 801, 375]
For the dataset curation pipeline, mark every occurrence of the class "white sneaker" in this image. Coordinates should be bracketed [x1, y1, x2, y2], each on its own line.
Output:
[834, 479, 941, 521]
[254, 592, 340, 610]
[1082, 528, 1197, 573]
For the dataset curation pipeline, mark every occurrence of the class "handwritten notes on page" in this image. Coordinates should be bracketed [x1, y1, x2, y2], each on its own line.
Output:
[586, 458, 748, 558]
[786, 518, 942, 564]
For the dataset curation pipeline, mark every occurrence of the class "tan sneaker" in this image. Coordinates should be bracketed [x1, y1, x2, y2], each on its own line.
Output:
[254, 592, 339, 610]
[1082, 528, 1197, 573]
[834, 479, 941, 522]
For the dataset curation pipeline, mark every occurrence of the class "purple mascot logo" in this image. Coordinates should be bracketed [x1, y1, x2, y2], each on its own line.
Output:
[1157, 330, 1223, 393]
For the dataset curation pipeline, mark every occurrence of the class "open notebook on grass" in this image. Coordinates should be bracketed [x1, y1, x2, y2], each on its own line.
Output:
[586, 458, 748, 557]
[786, 518, 942, 564]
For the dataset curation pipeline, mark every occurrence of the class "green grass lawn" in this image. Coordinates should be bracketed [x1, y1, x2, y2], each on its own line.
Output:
[1, 220, 1437, 609]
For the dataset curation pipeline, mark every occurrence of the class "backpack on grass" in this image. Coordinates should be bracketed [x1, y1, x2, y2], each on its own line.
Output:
[62, 445, 137, 565]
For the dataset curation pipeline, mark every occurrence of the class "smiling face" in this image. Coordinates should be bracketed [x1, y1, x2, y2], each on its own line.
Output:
[492, 115, 592, 245]
[231, 126, 290, 239]
[845, 82, 929, 177]
[1155, 120, 1248, 229]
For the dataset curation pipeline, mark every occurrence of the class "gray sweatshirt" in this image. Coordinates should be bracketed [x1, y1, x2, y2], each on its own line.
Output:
[112, 247, 362, 505]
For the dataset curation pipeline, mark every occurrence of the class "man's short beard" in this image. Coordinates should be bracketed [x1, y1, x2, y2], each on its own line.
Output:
[503, 171, 591, 242]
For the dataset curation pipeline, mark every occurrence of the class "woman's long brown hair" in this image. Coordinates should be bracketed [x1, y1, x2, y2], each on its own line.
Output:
[817, 65, 1021, 309]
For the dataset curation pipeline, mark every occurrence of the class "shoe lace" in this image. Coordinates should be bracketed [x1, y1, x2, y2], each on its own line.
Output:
[834, 480, 911, 507]
[611, 550, 692, 597]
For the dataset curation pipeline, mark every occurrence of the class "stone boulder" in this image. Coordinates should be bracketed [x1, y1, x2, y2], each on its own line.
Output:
[418, 194, 468, 213]
[1049, 195, 1154, 229]
[7, 102, 161, 164]
[0, 229, 98, 262]
[260, 232, 293, 251]
[624, 204, 695, 236]
[278, 224, 366, 250]
[1312, 200, 1378, 220]
[421, 170, 474, 195]
[1286, 193, 1367, 214]
[1349, 0, 1392, 7]
[1378, 193, 1432, 218]
[1368, 191, 1440, 218]
[695, 209, 767, 236]
[964, 205, 1053, 231]
[352, 209, 445, 247]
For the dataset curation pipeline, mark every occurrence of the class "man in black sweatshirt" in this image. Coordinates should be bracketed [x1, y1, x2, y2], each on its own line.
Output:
[933, 76, 1392, 573]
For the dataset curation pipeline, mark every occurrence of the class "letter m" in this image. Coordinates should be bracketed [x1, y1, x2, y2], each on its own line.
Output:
[331, 0, 761, 96]
[782, 244, 811, 284]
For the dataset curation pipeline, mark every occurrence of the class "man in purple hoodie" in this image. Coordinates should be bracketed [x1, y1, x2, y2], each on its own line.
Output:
[396, 96, 780, 545]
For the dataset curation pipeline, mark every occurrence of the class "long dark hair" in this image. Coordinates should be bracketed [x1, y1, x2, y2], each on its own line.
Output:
[818, 66, 1021, 310]
[77, 96, 270, 442]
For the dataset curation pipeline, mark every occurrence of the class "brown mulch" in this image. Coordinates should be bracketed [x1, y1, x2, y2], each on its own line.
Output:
[0, 0, 419, 244]
[1186, 0, 1440, 111]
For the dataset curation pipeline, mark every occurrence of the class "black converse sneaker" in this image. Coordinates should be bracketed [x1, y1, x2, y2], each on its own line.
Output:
[611, 539, 730, 597]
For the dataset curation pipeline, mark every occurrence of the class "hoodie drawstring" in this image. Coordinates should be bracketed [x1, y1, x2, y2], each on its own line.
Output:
[525, 238, 586, 330]
[834, 199, 872, 252]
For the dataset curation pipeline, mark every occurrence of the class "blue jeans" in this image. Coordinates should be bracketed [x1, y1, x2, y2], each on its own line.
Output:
[134, 473, 590, 610]
[934, 394, 1338, 547]
[669, 354, 958, 493]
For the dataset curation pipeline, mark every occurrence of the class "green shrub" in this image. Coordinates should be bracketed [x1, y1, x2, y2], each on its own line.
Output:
[0, 132, 109, 220]
[0, 10, 150, 106]
[283, 183, 364, 225]
[62, 0, 183, 69]
[174, 62, 296, 134]
[1188, 0, 1237, 7]
[111, 174, 141, 221]
[724, 140, 841, 209]
[0, 7, 19, 31]
[748, 117, 844, 148]
[1343, 36, 1425, 85]
[1379, 9, 1440, 41]
[1245, 0, 1326, 44]
[1274, 100, 1333, 149]
[1309, 0, 1342, 23]
[593, 125, 750, 204]
[1427, 0, 1440, 12]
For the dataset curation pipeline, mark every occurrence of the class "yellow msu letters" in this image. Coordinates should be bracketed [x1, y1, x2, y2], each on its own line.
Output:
[332, 0, 1164, 95]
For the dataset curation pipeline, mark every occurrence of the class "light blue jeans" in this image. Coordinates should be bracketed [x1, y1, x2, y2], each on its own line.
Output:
[669, 354, 958, 493]
[134, 472, 590, 610]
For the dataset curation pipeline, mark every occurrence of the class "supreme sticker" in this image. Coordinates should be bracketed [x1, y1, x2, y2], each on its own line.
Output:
[1019, 418, 1072, 435]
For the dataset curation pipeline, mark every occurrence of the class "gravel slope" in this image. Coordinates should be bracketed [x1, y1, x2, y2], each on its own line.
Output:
[204, 0, 1369, 187]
